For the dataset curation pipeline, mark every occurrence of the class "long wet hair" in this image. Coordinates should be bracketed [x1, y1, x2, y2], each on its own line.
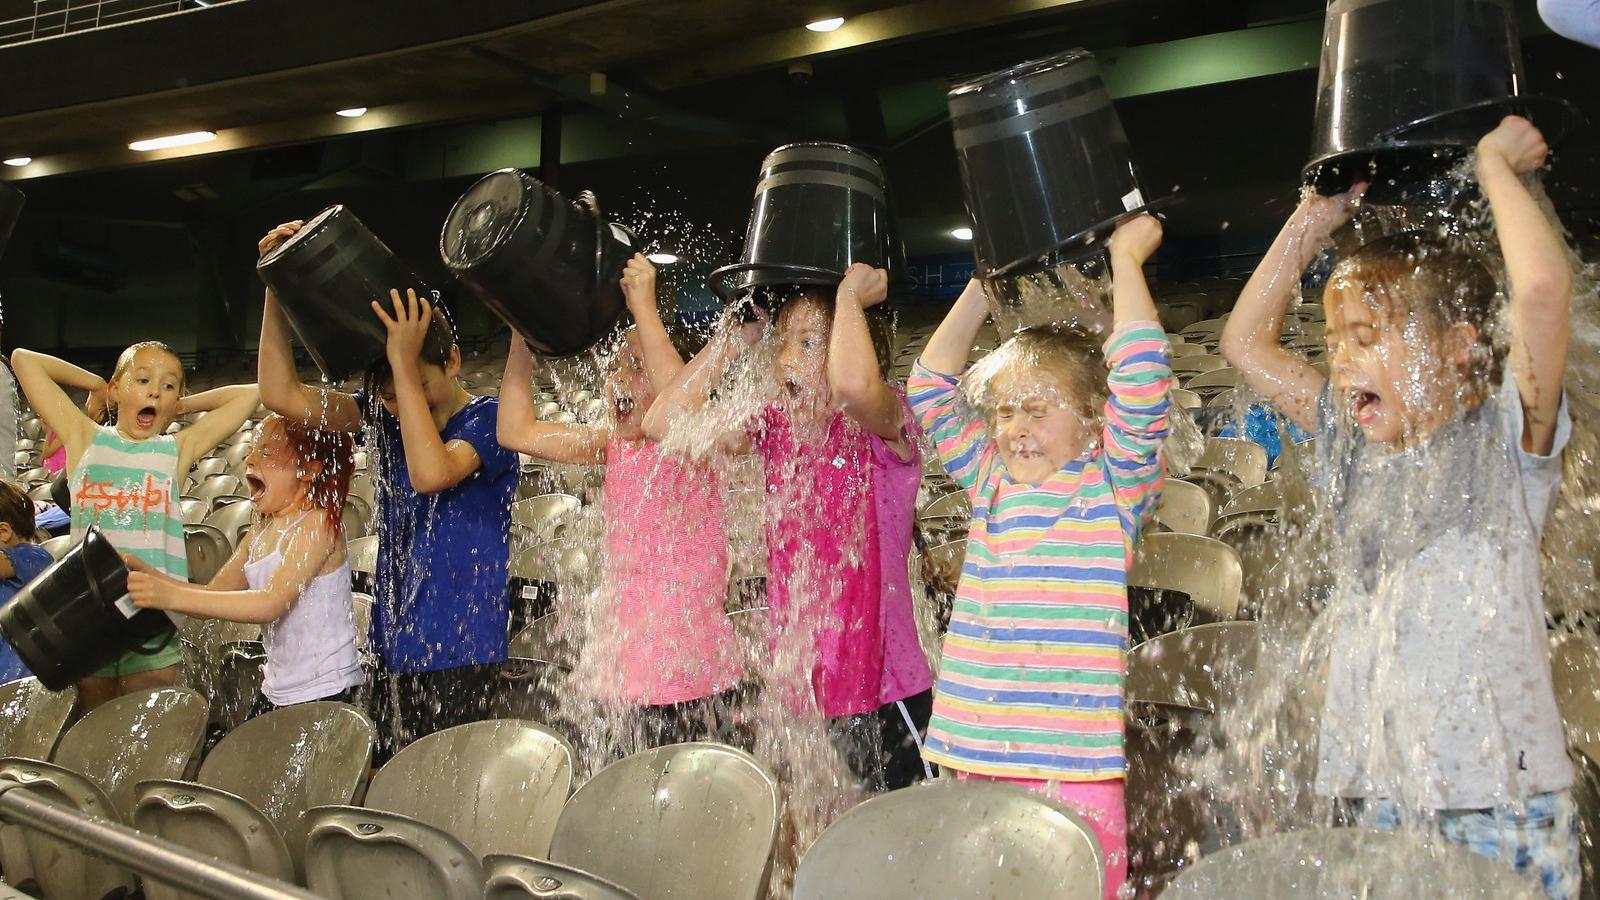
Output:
[260, 414, 354, 533]
[773, 286, 895, 380]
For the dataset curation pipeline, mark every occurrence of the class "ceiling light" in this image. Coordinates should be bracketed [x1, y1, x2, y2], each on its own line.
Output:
[950, 226, 974, 241]
[806, 17, 845, 32]
[336, 107, 368, 118]
[128, 131, 216, 152]
[2, 157, 30, 167]
[646, 252, 680, 265]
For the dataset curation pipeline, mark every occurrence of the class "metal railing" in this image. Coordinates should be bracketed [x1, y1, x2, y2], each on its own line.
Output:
[0, 0, 242, 48]
[0, 783, 318, 899]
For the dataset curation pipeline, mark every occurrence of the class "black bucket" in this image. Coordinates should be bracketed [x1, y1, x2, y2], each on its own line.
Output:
[1304, 0, 1577, 203]
[0, 527, 176, 691]
[708, 142, 896, 305]
[257, 205, 436, 383]
[0, 180, 23, 262]
[441, 168, 638, 358]
[948, 50, 1166, 279]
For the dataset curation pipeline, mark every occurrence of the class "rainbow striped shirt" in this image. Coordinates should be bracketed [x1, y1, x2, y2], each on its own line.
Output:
[907, 321, 1171, 781]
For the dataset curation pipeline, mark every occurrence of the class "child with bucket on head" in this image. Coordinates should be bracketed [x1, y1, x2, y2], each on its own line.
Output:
[645, 263, 936, 793]
[255, 221, 517, 759]
[1220, 117, 1578, 898]
[0, 479, 55, 683]
[496, 253, 743, 747]
[122, 415, 363, 717]
[10, 341, 259, 712]
[909, 213, 1173, 899]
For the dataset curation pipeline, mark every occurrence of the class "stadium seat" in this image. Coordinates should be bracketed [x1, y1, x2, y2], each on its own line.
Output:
[183, 523, 232, 584]
[39, 534, 73, 560]
[493, 657, 572, 727]
[1154, 479, 1213, 536]
[1551, 631, 1600, 765]
[484, 855, 641, 900]
[1170, 388, 1202, 410]
[1218, 481, 1281, 518]
[193, 473, 246, 506]
[919, 490, 970, 520]
[1130, 533, 1242, 623]
[305, 807, 483, 899]
[1171, 355, 1226, 376]
[1196, 437, 1268, 487]
[191, 457, 229, 480]
[204, 497, 255, 548]
[0, 678, 76, 761]
[512, 494, 582, 543]
[348, 535, 378, 577]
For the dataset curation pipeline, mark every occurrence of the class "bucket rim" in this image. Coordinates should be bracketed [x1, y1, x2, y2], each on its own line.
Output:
[762, 141, 885, 169]
[982, 194, 1178, 280]
[438, 168, 536, 273]
[707, 261, 844, 303]
[1374, 94, 1581, 149]
[948, 48, 1095, 101]
[256, 203, 342, 270]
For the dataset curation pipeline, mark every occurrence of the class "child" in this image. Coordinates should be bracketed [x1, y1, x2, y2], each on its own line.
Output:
[0, 479, 54, 683]
[255, 221, 516, 758]
[11, 342, 259, 711]
[123, 414, 363, 715]
[909, 214, 1173, 898]
[645, 263, 934, 791]
[1219, 117, 1577, 899]
[496, 253, 742, 745]
[39, 427, 65, 476]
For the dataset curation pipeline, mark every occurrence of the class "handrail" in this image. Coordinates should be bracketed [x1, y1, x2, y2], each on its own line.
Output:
[0, 784, 319, 899]
[0, 0, 242, 49]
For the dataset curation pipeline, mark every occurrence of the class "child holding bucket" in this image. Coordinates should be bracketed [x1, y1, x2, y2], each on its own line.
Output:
[1220, 117, 1578, 898]
[645, 262, 935, 792]
[255, 221, 517, 758]
[123, 414, 363, 716]
[10, 342, 259, 711]
[908, 214, 1173, 898]
[496, 253, 742, 745]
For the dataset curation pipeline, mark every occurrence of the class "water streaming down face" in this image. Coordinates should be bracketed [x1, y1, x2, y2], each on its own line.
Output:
[1152, 164, 1600, 896]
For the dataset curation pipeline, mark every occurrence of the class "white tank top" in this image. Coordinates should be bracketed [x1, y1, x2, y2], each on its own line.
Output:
[245, 511, 363, 706]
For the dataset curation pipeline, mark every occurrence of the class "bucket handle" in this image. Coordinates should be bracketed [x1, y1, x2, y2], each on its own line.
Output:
[79, 549, 175, 657]
[706, 262, 845, 303]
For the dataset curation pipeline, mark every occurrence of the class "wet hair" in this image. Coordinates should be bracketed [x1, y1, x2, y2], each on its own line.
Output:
[773, 285, 894, 379]
[363, 298, 458, 394]
[0, 480, 36, 543]
[964, 323, 1109, 426]
[1328, 230, 1504, 385]
[110, 341, 186, 394]
[259, 414, 354, 533]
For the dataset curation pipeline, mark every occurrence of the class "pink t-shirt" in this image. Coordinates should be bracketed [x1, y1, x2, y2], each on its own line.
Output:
[603, 437, 743, 706]
[42, 444, 65, 476]
[752, 395, 934, 717]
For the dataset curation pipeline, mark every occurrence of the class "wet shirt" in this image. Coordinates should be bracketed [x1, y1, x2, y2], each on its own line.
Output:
[245, 513, 364, 706]
[362, 394, 517, 673]
[0, 543, 53, 681]
[71, 426, 188, 578]
[1313, 373, 1573, 809]
[602, 437, 742, 706]
[908, 321, 1172, 782]
[750, 392, 934, 718]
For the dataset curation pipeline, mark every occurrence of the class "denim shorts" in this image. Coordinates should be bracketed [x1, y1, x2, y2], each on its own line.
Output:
[1360, 790, 1581, 900]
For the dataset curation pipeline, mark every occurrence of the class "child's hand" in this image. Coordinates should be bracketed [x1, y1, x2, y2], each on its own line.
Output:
[621, 254, 658, 318]
[1293, 182, 1366, 247]
[1109, 214, 1163, 267]
[258, 221, 304, 259]
[372, 289, 434, 367]
[838, 263, 889, 309]
[126, 570, 174, 610]
[1477, 116, 1548, 177]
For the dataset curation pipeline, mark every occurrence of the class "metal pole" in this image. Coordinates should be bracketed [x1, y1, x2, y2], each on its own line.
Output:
[0, 787, 320, 900]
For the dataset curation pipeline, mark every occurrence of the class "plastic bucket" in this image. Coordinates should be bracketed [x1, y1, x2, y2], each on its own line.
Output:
[0, 180, 22, 262]
[0, 526, 176, 691]
[709, 142, 897, 304]
[441, 168, 638, 358]
[948, 50, 1163, 279]
[1304, 0, 1576, 203]
[257, 205, 435, 383]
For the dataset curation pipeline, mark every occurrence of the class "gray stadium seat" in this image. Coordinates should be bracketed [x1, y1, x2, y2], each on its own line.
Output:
[0, 678, 76, 761]
[1130, 532, 1243, 623]
[485, 855, 641, 900]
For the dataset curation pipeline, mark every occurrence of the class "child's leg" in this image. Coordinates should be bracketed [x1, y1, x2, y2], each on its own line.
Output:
[74, 676, 118, 715]
[117, 665, 177, 698]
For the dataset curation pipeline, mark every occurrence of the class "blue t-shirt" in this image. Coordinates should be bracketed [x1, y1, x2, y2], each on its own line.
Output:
[359, 393, 518, 673]
[0, 543, 54, 682]
[1216, 402, 1312, 466]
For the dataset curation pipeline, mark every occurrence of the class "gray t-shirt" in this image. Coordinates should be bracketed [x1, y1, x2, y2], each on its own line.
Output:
[1313, 373, 1573, 810]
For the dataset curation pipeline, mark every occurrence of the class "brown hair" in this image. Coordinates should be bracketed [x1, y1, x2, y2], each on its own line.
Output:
[774, 287, 893, 379]
[110, 341, 186, 394]
[259, 414, 354, 533]
[964, 324, 1109, 425]
[0, 480, 36, 543]
[364, 298, 458, 390]
[1328, 230, 1504, 384]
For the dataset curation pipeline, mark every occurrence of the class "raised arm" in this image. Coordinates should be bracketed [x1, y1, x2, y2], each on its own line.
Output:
[175, 383, 260, 471]
[828, 264, 903, 441]
[256, 222, 361, 432]
[1219, 186, 1362, 433]
[126, 521, 336, 623]
[496, 337, 608, 465]
[641, 311, 763, 443]
[621, 254, 687, 393]
[11, 349, 105, 469]
[375, 289, 480, 495]
[1475, 116, 1572, 455]
[1108, 214, 1163, 326]
[918, 279, 989, 376]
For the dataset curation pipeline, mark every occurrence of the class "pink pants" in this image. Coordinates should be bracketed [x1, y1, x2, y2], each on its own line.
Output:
[955, 771, 1127, 900]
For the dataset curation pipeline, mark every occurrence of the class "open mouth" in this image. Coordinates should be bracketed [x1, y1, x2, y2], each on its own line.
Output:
[1349, 389, 1382, 425]
[784, 378, 800, 397]
[245, 473, 266, 501]
[614, 395, 635, 418]
[135, 406, 158, 430]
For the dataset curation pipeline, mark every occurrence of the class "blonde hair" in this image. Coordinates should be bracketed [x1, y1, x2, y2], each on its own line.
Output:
[110, 341, 186, 394]
[963, 324, 1107, 425]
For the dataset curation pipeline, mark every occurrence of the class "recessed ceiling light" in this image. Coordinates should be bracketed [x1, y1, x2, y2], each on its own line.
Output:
[2, 157, 30, 167]
[806, 17, 845, 32]
[646, 252, 680, 265]
[951, 226, 974, 241]
[336, 107, 368, 118]
[128, 131, 216, 152]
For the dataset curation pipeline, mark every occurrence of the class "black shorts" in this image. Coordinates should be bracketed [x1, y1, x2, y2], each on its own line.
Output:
[369, 663, 499, 763]
[830, 688, 936, 792]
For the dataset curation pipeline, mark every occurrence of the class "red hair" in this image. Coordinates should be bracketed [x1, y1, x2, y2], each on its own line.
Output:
[260, 414, 354, 533]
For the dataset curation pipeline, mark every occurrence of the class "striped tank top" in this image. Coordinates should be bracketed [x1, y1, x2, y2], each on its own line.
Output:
[71, 425, 189, 580]
[907, 321, 1172, 781]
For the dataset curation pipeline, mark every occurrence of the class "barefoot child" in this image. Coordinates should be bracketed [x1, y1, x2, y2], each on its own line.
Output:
[496, 253, 741, 745]
[124, 414, 363, 715]
[1220, 117, 1578, 899]
[909, 214, 1173, 898]
[11, 342, 258, 711]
